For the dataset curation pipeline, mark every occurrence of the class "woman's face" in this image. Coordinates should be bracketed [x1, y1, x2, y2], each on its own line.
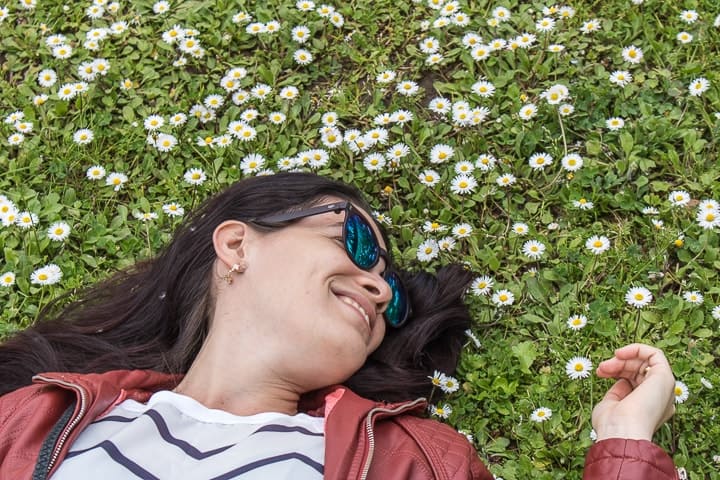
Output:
[214, 197, 393, 392]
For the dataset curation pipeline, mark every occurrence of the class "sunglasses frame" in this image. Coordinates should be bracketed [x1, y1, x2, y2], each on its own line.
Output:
[250, 201, 410, 327]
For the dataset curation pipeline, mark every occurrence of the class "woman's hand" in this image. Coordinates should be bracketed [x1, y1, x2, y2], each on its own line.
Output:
[592, 343, 676, 441]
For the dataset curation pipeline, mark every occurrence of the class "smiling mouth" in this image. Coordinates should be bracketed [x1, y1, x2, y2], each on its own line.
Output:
[338, 295, 370, 327]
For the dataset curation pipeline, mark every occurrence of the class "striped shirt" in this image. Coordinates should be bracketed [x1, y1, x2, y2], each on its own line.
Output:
[51, 390, 325, 479]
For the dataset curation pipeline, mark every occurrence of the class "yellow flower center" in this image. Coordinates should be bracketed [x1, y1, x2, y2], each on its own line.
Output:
[574, 364, 584, 371]
[499, 294, 508, 302]
[634, 293, 644, 301]
[593, 240, 603, 248]
[38, 273, 48, 280]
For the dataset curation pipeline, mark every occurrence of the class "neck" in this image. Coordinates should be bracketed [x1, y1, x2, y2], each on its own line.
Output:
[172, 332, 303, 416]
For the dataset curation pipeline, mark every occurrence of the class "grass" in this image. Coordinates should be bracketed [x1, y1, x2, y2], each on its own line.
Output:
[1, 0, 719, 477]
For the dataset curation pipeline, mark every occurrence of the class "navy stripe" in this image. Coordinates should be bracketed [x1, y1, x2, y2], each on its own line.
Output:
[252, 424, 324, 437]
[143, 409, 234, 459]
[209, 452, 324, 479]
[94, 414, 136, 423]
[66, 441, 160, 480]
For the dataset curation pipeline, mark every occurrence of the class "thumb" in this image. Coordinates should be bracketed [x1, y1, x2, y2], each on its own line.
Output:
[601, 378, 634, 403]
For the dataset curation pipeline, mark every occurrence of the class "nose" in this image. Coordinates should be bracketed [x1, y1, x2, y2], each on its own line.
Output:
[358, 271, 393, 314]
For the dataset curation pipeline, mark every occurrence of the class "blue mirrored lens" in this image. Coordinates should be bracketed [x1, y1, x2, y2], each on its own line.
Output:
[384, 272, 408, 327]
[345, 212, 379, 269]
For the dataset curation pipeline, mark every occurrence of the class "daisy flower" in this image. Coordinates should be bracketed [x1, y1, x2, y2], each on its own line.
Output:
[679, 10, 698, 24]
[105, 172, 128, 191]
[518, 104, 538, 120]
[580, 19, 601, 34]
[567, 314, 588, 330]
[606, 117, 625, 131]
[470, 44, 491, 61]
[668, 190, 691, 207]
[452, 223, 472, 238]
[561, 153, 583, 171]
[566, 356, 593, 380]
[683, 291, 703, 304]
[428, 97, 451, 114]
[674, 381, 689, 403]
[275, 85, 298, 102]
[461, 33, 482, 48]
[293, 49, 313, 65]
[528, 152, 553, 170]
[155, 133, 178, 152]
[153, 1, 170, 14]
[696, 209, 720, 229]
[475, 153, 497, 171]
[621, 45, 643, 64]
[642, 206, 659, 215]
[530, 407, 552, 422]
[688, 78, 710, 97]
[144, 115, 164, 131]
[585, 235, 611, 254]
[496, 173, 516, 187]
[439, 374, 460, 393]
[454, 161, 474, 175]
[183, 168, 206, 185]
[450, 174, 477, 195]
[511, 222, 529, 235]
[52, 45, 73, 59]
[609, 70, 632, 87]
[428, 370, 444, 387]
[712, 305, 720, 320]
[86, 165, 106, 180]
[7, 133, 24, 145]
[240, 153, 265, 175]
[573, 198, 594, 209]
[291, 25, 310, 43]
[47, 221, 71, 241]
[396, 81, 420, 96]
[251, 84, 271, 100]
[363, 153, 386, 171]
[558, 103, 574, 116]
[423, 221, 447, 233]
[491, 289, 514, 306]
[31, 264, 63, 285]
[430, 403, 452, 419]
[416, 239, 440, 262]
[472, 80, 495, 97]
[73, 129, 94, 145]
[625, 286, 652, 308]
[376, 70, 396, 83]
[162, 203, 184, 217]
[419, 169, 441, 187]
[676, 32, 693, 44]
[700, 378, 713, 389]
[429, 144, 454, 164]
[419, 36, 439, 54]
[391, 110, 413, 124]
[386, 143, 410, 160]
[535, 17, 555, 32]
[522, 240, 546, 259]
[37, 69, 57, 87]
[15, 211, 38, 229]
[491, 6, 510, 22]
[134, 212, 158, 222]
[471, 276, 493, 296]
[465, 329, 481, 348]
[0, 272, 15, 287]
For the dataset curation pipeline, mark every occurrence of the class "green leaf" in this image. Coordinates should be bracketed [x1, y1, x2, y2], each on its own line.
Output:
[511, 341, 538, 374]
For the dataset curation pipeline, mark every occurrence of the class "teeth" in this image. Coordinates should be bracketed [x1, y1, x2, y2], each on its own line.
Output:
[340, 296, 370, 325]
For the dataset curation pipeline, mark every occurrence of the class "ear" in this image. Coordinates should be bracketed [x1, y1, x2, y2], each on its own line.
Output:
[212, 220, 250, 269]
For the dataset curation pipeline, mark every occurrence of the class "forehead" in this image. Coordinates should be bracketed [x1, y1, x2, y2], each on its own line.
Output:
[299, 196, 388, 251]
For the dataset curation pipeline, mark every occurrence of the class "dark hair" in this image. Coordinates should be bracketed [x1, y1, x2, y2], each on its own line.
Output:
[346, 264, 474, 402]
[0, 173, 472, 400]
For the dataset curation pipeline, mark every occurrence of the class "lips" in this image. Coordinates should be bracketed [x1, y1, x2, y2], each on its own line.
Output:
[332, 287, 375, 331]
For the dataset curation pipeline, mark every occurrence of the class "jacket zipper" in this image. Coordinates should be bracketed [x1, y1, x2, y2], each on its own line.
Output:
[33, 375, 89, 474]
[359, 398, 426, 480]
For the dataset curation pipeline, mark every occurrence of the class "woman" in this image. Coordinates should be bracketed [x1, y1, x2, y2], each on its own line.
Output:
[0, 172, 678, 479]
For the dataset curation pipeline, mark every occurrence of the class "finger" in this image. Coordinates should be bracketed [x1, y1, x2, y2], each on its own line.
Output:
[601, 378, 634, 403]
[613, 344, 671, 370]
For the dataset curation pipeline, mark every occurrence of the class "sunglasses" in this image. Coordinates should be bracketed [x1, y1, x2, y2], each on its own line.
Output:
[251, 201, 411, 328]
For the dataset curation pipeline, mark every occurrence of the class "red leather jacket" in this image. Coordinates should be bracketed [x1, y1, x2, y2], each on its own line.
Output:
[0, 370, 678, 479]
